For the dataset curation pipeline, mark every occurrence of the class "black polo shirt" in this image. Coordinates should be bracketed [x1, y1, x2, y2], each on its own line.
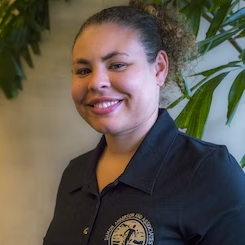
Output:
[43, 109, 245, 245]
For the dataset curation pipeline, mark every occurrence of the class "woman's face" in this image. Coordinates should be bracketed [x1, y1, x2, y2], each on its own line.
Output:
[72, 23, 168, 136]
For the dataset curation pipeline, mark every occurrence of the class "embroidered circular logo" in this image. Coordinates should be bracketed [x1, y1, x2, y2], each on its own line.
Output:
[104, 213, 154, 245]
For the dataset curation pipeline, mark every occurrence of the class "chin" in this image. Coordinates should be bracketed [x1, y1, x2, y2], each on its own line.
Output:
[90, 123, 121, 136]
[83, 116, 119, 134]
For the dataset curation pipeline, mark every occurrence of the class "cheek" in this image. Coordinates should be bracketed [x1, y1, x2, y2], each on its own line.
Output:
[113, 72, 142, 94]
[71, 81, 86, 104]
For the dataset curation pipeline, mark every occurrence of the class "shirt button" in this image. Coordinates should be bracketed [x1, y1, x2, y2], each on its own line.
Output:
[83, 227, 89, 235]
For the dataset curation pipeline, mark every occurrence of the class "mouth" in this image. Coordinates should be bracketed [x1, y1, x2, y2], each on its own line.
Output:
[90, 100, 121, 108]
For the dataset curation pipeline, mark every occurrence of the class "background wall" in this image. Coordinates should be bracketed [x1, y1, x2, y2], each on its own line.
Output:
[0, 1, 244, 245]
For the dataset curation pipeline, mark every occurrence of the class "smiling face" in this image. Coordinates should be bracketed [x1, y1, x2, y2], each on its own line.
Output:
[72, 23, 168, 136]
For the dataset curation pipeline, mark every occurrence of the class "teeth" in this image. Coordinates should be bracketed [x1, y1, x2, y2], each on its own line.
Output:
[94, 101, 119, 108]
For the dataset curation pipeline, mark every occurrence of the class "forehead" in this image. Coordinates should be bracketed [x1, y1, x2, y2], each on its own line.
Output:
[72, 23, 145, 59]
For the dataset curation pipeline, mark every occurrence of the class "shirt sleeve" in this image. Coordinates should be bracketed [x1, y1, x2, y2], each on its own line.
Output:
[198, 204, 245, 244]
[180, 145, 245, 245]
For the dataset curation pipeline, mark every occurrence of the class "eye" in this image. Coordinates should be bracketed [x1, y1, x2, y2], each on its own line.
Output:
[75, 68, 91, 76]
[109, 63, 126, 70]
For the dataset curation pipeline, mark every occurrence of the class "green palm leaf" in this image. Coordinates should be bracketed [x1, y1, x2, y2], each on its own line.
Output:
[222, 8, 245, 27]
[210, 0, 227, 11]
[0, 43, 19, 98]
[191, 61, 242, 77]
[206, 0, 231, 38]
[240, 155, 245, 168]
[180, 0, 206, 36]
[239, 49, 245, 63]
[226, 69, 245, 125]
[235, 30, 245, 38]
[175, 72, 229, 138]
[198, 27, 244, 54]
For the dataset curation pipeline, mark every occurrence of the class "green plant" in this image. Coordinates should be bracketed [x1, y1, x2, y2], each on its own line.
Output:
[0, 0, 68, 99]
[1, 0, 244, 167]
[241, 155, 245, 168]
[144, 0, 245, 167]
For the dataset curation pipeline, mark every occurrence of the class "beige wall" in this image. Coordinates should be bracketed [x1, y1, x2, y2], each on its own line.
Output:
[0, 1, 125, 245]
[0, 1, 244, 245]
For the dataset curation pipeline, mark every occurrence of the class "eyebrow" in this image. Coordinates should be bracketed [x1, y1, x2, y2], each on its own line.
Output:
[73, 51, 129, 65]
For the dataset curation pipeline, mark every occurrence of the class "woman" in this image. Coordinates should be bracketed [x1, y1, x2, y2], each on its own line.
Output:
[44, 1, 245, 244]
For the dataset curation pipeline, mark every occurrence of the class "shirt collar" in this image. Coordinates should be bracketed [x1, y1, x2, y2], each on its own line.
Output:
[68, 109, 178, 194]
[67, 137, 106, 193]
[119, 109, 178, 194]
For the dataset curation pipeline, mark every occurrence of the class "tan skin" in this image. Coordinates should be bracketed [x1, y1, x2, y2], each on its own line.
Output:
[72, 23, 168, 192]
[96, 148, 135, 193]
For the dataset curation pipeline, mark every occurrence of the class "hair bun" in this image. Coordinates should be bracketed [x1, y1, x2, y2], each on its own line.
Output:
[129, 0, 161, 20]
[144, 5, 158, 16]
[129, 0, 144, 8]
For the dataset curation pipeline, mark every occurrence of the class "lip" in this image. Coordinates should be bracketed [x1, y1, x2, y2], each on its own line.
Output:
[86, 97, 123, 115]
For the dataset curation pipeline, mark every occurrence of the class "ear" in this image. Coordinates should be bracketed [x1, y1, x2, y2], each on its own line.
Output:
[154, 50, 168, 86]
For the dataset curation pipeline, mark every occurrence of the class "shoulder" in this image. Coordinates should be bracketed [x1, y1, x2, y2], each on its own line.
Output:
[175, 132, 245, 219]
[164, 131, 225, 178]
[163, 130, 245, 208]
[58, 149, 97, 193]
[168, 131, 241, 173]
[176, 131, 221, 157]
[174, 131, 245, 194]
[66, 149, 95, 173]
[175, 133, 245, 242]
[65, 136, 106, 176]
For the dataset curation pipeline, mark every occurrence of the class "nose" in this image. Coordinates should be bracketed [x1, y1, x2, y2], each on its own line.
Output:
[88, 68, 111, 91]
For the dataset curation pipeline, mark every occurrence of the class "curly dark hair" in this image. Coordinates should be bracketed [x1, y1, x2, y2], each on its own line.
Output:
[72, 0, 196, 85]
